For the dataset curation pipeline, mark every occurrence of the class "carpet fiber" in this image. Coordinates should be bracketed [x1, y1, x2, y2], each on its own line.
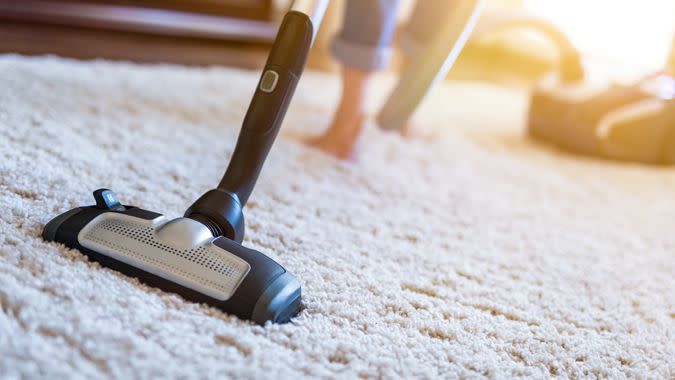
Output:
[1, 55, 673, 379]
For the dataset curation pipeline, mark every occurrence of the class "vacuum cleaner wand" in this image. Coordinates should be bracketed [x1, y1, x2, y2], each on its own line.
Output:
[43, 3, 327, 324]
[220, 0, 327, 208]
[185, 10, 314, 242]
[220, 15, 310, 205]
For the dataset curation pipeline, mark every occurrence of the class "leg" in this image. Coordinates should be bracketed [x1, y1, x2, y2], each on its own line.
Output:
[308, 0, 401, 159]
[666, 34, 675, 75]
[397, 0, 458, 137]
[309, 67, 370, 159]
[377, 0, 483, 136]
[400, 0, 460, 60]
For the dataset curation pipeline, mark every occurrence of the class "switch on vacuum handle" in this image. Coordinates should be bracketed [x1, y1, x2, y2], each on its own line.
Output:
[218, 11, 313, 205]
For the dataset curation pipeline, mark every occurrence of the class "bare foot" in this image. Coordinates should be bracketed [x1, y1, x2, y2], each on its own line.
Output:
[396, 120, 436, 140]
[307, 67, 371, 160]
[308, 114, 364, 160]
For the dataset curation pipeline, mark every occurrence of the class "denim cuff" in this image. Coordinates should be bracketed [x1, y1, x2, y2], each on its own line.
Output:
[331, 37, 393, 71]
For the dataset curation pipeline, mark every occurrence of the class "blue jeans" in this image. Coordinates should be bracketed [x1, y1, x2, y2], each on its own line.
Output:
[332, 0, 455, 71]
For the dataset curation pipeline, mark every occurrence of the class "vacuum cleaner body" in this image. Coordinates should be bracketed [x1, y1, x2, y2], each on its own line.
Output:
[43, 3, 327, 324]
[529, 73, 675, 164]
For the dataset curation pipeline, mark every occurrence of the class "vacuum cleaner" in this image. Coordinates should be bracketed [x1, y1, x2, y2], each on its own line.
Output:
[42, 0, 328, 324]
[523, 18, 674, 164]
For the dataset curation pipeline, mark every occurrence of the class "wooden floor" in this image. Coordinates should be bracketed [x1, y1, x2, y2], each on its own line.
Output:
[0, 21, 272, 69]
[0, 21, 560, 85]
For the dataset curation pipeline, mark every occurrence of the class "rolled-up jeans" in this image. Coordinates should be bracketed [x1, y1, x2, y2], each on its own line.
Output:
[331, 0, 455, 71]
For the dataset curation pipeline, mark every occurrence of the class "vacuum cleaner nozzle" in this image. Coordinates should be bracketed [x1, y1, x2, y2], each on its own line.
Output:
[42, 6, 325, 324]
[44, 189, 302, 324]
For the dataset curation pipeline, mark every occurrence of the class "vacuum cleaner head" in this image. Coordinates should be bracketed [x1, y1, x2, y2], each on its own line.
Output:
[42, 6, 324, 324]
[43, 189, 302, 324]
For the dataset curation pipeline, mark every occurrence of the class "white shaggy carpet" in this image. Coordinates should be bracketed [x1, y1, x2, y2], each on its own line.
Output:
[0, 55, 674, 379]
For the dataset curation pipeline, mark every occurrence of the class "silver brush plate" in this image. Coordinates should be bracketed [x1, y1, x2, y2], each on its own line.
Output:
[78, 213, 250, 300]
